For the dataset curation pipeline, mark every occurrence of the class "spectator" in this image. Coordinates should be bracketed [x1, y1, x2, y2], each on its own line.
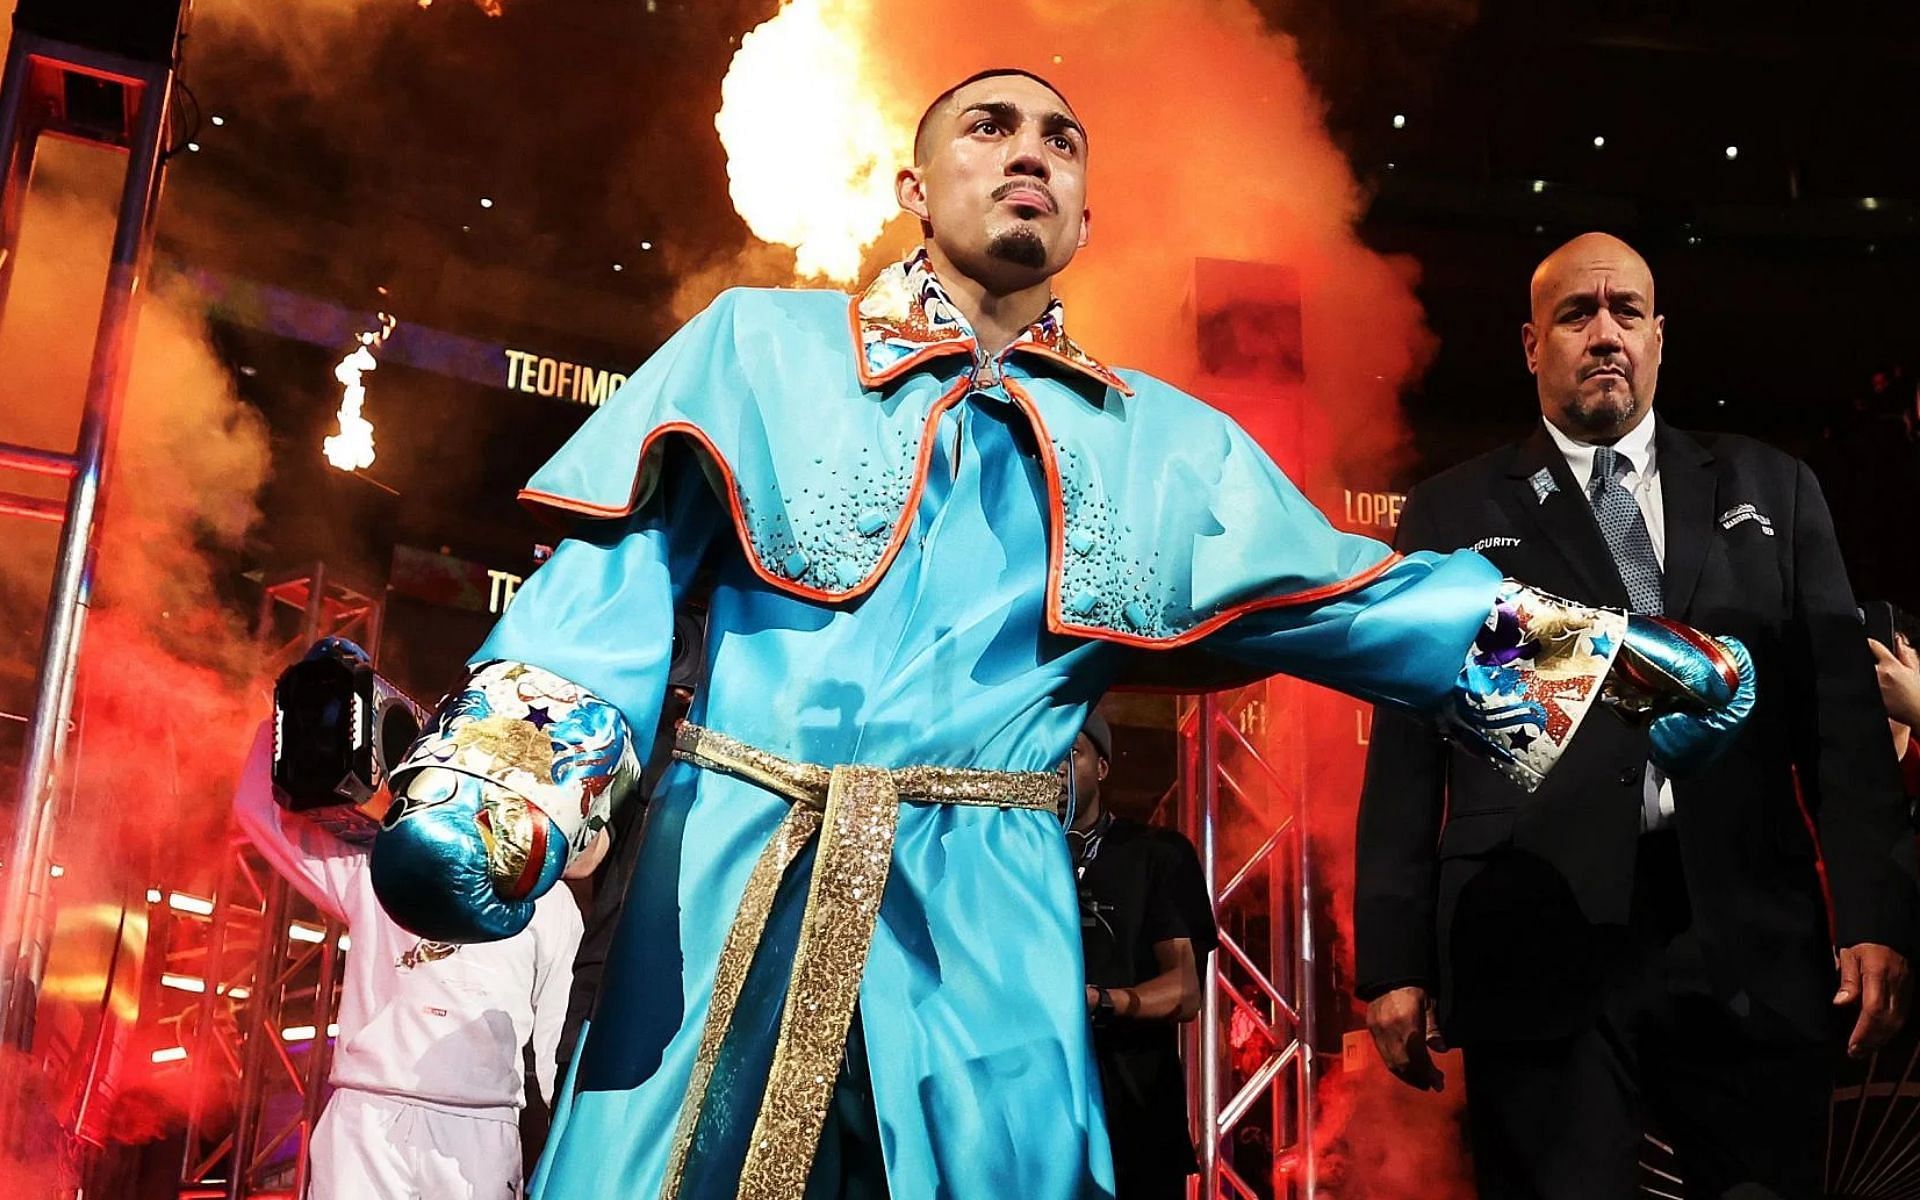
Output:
[1067, 712, 1218, 1200]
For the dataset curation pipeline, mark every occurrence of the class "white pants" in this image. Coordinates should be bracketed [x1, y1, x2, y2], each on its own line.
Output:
[309, 1088, 523, 1200]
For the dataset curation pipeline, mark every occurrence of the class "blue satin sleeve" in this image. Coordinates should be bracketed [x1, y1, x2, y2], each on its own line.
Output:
[1200, 550, 1638, 791]
[1199, 549, 1503, 712]
[475, 448, 724, 740]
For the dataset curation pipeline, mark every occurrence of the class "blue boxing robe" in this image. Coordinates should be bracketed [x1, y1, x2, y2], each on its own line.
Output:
[454, 251, 1619, 1199]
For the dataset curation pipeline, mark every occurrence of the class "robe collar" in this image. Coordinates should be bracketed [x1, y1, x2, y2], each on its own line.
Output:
[850, 248, 1132, 395]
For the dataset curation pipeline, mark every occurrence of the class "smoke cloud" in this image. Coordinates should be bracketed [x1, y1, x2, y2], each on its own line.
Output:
[0, 137, 272, 1167]
[1314, 1046, 1476, 1198]
[1298, 692, 1474, 1197]
[1202, 681, 1473, 1197]
[191, 0, 501, 92]
[0, 139, 270, 767]
[688, 0, 1434, 489]
[883, 0, 1432, 485]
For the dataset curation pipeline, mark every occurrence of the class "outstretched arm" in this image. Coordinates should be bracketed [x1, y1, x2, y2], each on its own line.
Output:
[1199, 544, 1751, 793]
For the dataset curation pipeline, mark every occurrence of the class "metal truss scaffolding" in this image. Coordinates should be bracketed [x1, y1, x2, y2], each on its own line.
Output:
[158, 566, 374, 1199]
[1178, 684, 1316, 1200]
[163, 844, 343, 1200]
[0, 8, 182, 1061]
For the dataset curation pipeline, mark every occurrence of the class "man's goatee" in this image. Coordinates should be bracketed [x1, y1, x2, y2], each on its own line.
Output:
[988, 228, 1047, 270]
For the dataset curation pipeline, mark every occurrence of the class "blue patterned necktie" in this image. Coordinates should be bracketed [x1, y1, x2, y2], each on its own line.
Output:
[1587, 446, 1664, 615]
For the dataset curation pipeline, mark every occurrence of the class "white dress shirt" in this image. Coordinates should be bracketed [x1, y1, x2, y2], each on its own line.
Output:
[1542, 413, 1676, 831]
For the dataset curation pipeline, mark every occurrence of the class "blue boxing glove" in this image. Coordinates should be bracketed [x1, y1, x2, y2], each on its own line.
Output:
[368, 659, 638, 943]
[1607, 615, 1756, 776]
[371, 767, 569, 942]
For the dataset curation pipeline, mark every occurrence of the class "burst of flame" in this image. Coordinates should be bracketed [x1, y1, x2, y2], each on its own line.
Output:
[715, 0, 907, 283]
[322, 313, 395, 473]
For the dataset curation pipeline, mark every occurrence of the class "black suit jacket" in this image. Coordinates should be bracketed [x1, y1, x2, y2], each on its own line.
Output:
[1354, 421, 1918, 1045]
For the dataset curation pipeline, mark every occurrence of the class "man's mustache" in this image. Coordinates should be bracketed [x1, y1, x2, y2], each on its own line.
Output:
[992, 179, 1058, 213]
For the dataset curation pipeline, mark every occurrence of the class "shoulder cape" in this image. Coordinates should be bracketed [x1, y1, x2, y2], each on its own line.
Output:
[519, 281, 1398, 658]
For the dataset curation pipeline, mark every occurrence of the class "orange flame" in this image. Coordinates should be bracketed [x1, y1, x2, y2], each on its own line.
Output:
[322, 312, 395, 473]
[716, 0, 908, 282]
[704, 1, 1436, 498]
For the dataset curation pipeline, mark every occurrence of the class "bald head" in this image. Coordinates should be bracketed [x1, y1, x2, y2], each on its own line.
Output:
[1529, 232, 1656, 322]
[1522, 232, 1664, 442]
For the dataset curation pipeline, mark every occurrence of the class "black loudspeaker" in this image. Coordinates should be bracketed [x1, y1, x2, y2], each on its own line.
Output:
[272, 638, 427, 844]
[14, 0, 188, 64]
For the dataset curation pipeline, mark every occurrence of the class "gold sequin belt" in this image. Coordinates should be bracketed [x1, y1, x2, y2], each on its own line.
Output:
[659, 721, 1059, 1200]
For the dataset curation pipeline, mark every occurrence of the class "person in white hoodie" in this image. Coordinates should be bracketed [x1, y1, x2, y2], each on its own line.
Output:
[233, 725, 582, 1199]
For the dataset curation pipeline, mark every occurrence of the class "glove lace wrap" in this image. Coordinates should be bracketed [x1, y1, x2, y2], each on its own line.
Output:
[389, 660, 639, 876]
[1441, 581, 1628, 791]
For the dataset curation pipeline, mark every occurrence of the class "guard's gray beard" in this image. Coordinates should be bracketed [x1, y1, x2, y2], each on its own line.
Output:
[988, 227, 1047, 270]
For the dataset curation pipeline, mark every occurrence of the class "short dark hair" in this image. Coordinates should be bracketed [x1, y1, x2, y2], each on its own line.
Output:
[912, 67, 1075, 164]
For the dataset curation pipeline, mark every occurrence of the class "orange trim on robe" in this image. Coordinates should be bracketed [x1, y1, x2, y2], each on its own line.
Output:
[1001, 378, 1401, 650]
[520, 379, 974, 607]
[522, 382, 1402, 652]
